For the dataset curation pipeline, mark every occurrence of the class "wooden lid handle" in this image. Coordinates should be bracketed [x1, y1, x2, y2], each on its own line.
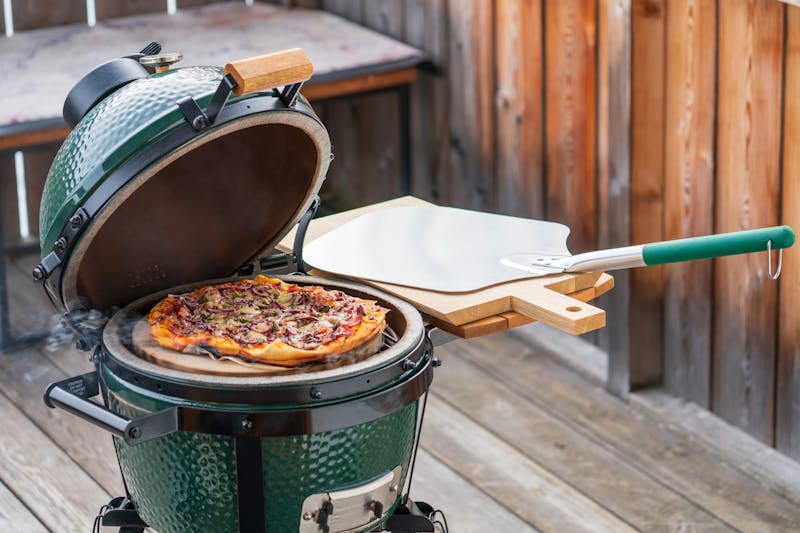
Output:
[223, 48, 313, 97]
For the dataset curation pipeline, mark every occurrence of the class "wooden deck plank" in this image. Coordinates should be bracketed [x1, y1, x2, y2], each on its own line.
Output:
[421, 395, 637, 532]
[432, 349, 733, 531]
[5, 255, 57, 334]
[509, 323, 607, 383]
[0, 345, 125, 495]
[0, 479, 47, 533]
[3, 257, 125, 494]
[456, 333, 800, 530]
[411, 450, 539, 533]
[5, 251, 800, 530]
[631, 389, 800, 506]
[505, 320, 800, 509]
[0, 390, 110, 531]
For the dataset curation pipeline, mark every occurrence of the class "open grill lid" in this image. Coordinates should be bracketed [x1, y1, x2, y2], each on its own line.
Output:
[35, 48, 331, 312]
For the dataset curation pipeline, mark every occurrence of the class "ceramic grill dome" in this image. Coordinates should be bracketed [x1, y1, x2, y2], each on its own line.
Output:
[38, 47, 437, 533]
[35, 47, 330, 313]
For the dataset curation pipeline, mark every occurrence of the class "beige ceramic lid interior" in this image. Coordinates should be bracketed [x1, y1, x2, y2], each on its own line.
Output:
[62, 111, 330, 311]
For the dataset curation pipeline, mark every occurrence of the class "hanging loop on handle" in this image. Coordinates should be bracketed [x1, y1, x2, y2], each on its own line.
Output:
[767, 239, 783, 280]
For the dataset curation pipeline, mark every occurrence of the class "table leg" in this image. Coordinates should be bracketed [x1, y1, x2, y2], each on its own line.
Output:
[0, 211, 10, 350]
[398, 84, 411, 196]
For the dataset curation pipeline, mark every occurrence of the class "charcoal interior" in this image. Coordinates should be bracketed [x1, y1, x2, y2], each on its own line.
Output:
[77, 123, 318, 310]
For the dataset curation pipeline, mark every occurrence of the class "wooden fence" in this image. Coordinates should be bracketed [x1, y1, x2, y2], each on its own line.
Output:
[2, 0, 799, 460]
[314, 0, 800, 461]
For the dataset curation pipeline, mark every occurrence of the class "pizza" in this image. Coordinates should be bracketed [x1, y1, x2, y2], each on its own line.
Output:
[148, 275, 388, 367]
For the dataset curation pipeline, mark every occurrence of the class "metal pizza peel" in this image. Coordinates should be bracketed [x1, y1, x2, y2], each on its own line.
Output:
[301, 206, 795, 293]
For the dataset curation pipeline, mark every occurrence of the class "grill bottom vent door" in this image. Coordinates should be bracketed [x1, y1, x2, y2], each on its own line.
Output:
[299, 466, 402, 533]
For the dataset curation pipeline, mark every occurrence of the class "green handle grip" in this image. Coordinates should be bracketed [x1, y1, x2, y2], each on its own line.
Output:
[642, 226, 795, 266]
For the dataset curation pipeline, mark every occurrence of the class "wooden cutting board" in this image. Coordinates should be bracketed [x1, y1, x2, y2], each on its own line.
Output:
[278, 197, 610, 335]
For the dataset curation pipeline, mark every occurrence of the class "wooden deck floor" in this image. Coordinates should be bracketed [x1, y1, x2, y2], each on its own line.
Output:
[2, 254, 800, 532]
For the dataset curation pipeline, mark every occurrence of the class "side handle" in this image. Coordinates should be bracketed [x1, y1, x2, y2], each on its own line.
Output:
[44, 372, 178, 445]
[223, 48, 313, 96]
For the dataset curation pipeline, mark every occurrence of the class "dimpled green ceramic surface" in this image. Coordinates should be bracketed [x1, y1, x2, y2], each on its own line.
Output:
[38, 66, 297, 255]
[104, 366, 419, 533]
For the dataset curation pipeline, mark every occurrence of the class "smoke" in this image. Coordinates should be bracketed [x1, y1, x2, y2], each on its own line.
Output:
[44, 308, 109, 352]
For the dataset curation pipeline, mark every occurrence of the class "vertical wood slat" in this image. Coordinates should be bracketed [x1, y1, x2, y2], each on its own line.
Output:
[544, 0, 598, 253]
[662, 0, 717, 407]
[11, 0, 85, 31]
[597, 0, 632, 394]
[446, 0, 494, 211]
[777, 4, 800, 459]
[318, 93, 403, 211]
[494, 0, 544, 219]
[315, 1, 404, 211]
[714, 0, 784, 443]
[360, 1, 404, 199]
[404, 0, 449, 204]
[629, 0, 665, 388]
[596, 0, 610, 353]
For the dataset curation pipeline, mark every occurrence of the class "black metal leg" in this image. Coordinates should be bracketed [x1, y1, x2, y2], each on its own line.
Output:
[98, 496, 148, 532]
[398, 84, 412, 197]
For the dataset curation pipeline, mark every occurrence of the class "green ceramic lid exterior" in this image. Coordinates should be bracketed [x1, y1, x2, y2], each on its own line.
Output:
[39, 66, 286, 256]
[642, 226, 796, 265]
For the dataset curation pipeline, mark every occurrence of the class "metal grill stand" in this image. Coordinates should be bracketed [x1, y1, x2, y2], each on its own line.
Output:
[95, 495, 442, 533]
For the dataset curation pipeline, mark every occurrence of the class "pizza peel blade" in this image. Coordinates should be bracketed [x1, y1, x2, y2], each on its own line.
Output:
[302, 206, 797, 293]
[301, 206, 574, 292]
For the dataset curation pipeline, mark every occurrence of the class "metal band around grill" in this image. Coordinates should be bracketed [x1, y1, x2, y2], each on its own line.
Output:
[35, 94, 322, 306]
[102, 331, 426, 405]
[44, 354, 433, 444]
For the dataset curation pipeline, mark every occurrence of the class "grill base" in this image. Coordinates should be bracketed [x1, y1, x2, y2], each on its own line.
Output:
[95, 495, 444, 532]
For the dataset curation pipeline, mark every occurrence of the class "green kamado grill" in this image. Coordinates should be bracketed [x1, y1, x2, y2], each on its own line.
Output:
[37, 44, 440, 533]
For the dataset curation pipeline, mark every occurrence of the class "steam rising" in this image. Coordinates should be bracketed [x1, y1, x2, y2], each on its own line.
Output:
[44, 308, 110, 352]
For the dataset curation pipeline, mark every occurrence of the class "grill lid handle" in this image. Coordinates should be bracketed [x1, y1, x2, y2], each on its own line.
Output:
[179, 48, 314, 131]
[223, 48, 313, 97]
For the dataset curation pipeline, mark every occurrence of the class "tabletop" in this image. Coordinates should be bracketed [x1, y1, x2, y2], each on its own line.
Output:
[0, 3, 424, 139]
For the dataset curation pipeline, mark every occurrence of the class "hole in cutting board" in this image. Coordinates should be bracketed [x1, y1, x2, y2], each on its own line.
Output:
[566, 306, 582, 312]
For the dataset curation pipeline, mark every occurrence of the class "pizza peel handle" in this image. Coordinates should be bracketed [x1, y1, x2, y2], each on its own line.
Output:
[532, 225, 797, 273]
[640, 226, 795, 265]
[223, 48, 314, 96]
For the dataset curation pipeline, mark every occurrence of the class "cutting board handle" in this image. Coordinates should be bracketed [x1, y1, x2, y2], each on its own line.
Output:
[510, 285, 606, 335]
